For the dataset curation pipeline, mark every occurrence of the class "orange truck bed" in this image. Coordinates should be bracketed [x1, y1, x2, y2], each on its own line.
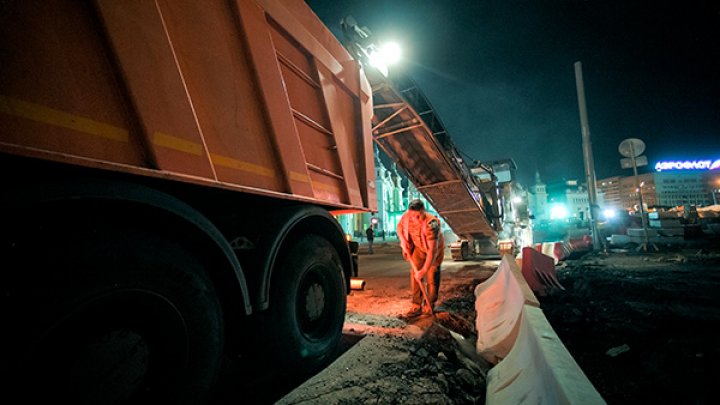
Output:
[0, 0, 375, 212]
[0, 2, 375, 399]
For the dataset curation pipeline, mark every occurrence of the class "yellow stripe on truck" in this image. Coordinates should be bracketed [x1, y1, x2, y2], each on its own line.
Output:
[210, 153, 276, 178]
[0, 94, 129, 142]
[153, 132, 204, 155]
[290, 171, 310, 183]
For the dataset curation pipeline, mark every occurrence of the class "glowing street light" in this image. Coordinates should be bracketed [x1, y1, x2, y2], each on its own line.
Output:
[550, 204, 568, 220]
[603, 208, 617, 220]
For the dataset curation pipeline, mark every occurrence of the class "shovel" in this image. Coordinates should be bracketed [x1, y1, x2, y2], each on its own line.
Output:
[411, 262, 435, 318]
[410, 263, 490, 374]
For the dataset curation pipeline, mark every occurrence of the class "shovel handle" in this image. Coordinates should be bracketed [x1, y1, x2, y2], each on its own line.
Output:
[411, 262, 435, 317]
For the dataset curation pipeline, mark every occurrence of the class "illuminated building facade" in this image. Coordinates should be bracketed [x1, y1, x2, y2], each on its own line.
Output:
[617, 173, 656, 212]
[545, 179, 605, 221]
[335, 147, 449, 240]
[335, 147, 405, 239]
[653, 171, 715, 207]
[597, 159, 720, 211]
[528, 171, 549, 220]
[597, 176, 622, 210]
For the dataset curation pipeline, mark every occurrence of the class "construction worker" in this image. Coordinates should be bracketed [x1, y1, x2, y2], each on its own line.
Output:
[397, 199, 445, 317]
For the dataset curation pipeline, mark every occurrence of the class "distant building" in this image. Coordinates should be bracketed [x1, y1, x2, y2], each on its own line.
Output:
[654, 171, 714, 207]
[335, 146, 452, 240]
[597, 176, 622, 211]
[528, 171, 549, 220]
[546, 179, 604, 222]
[597, 168, 720, 211]
[335, 146, 405, 239]
[617, 173, 656, 212]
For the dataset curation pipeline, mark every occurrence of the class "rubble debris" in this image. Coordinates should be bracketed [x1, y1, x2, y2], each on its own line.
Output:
[605, 344, 631, 357]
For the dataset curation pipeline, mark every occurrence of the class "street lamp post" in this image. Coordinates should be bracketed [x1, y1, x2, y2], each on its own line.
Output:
[574, 61, 602, 251]
[619, 138, 656, 252]
[630, 150, 657, 252]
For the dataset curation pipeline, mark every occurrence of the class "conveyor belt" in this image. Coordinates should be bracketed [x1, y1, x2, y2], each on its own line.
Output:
[368, 71, 501, 240]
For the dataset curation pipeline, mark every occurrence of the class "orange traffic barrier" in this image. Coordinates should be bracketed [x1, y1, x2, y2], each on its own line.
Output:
[554, 241, 573, 262]
[542, 241, 573, 263]
[521, 247, 564, 296]
[567, 235, 593, 252]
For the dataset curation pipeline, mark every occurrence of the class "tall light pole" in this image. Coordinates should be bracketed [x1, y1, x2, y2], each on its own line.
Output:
[574, 61, 602, 251]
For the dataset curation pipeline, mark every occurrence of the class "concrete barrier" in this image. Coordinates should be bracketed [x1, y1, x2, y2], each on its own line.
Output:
[486, 306, 606, 405]
[475, 257, 606, 404]
[474, 256, 538, 363]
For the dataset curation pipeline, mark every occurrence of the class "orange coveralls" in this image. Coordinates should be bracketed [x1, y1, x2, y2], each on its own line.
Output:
[397, 212, 445, 310]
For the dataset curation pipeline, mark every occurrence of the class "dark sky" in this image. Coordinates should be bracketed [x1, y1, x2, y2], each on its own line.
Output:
[305, 0, 720, 186]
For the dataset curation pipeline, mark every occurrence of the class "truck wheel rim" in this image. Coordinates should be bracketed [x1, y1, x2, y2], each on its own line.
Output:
[297, 264, 331, 340]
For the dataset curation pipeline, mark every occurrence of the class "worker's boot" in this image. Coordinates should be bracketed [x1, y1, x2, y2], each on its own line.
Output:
[404, 305, 422, 318]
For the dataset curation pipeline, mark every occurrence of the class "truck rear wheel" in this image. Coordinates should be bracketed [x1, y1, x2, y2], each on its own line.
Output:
[3, 229, 224, 404]
[264, 235, 346, 373]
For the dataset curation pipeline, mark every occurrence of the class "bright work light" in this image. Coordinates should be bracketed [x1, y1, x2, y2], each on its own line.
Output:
[550, 204, 568, 220]
[368, 41, 401, 77]
[379, 42, 401, 64]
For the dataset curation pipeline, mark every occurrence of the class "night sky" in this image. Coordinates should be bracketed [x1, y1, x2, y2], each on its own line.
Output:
[305, 0, 720, 186]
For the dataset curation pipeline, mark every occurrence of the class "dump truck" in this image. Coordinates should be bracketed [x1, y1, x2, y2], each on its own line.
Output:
[0, 0, 374, 402]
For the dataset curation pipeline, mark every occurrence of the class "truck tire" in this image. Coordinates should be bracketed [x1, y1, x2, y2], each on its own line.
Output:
[3, 228, 224, 404]
[264, 235, 346, 373]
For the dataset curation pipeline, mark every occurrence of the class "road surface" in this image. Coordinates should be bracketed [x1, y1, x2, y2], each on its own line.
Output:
[212, 242, 498, 404]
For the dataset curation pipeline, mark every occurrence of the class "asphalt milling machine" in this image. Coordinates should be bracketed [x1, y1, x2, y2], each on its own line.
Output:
[341, 17, 509, 261]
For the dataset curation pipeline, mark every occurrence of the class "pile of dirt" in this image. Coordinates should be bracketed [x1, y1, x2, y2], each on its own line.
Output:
[277, 326, 487, 404]
[540, 247, 720, 404]
[277, 278, 491, 405]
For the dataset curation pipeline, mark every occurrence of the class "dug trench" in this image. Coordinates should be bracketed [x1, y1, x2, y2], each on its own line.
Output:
[540, 247, 720, 404]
